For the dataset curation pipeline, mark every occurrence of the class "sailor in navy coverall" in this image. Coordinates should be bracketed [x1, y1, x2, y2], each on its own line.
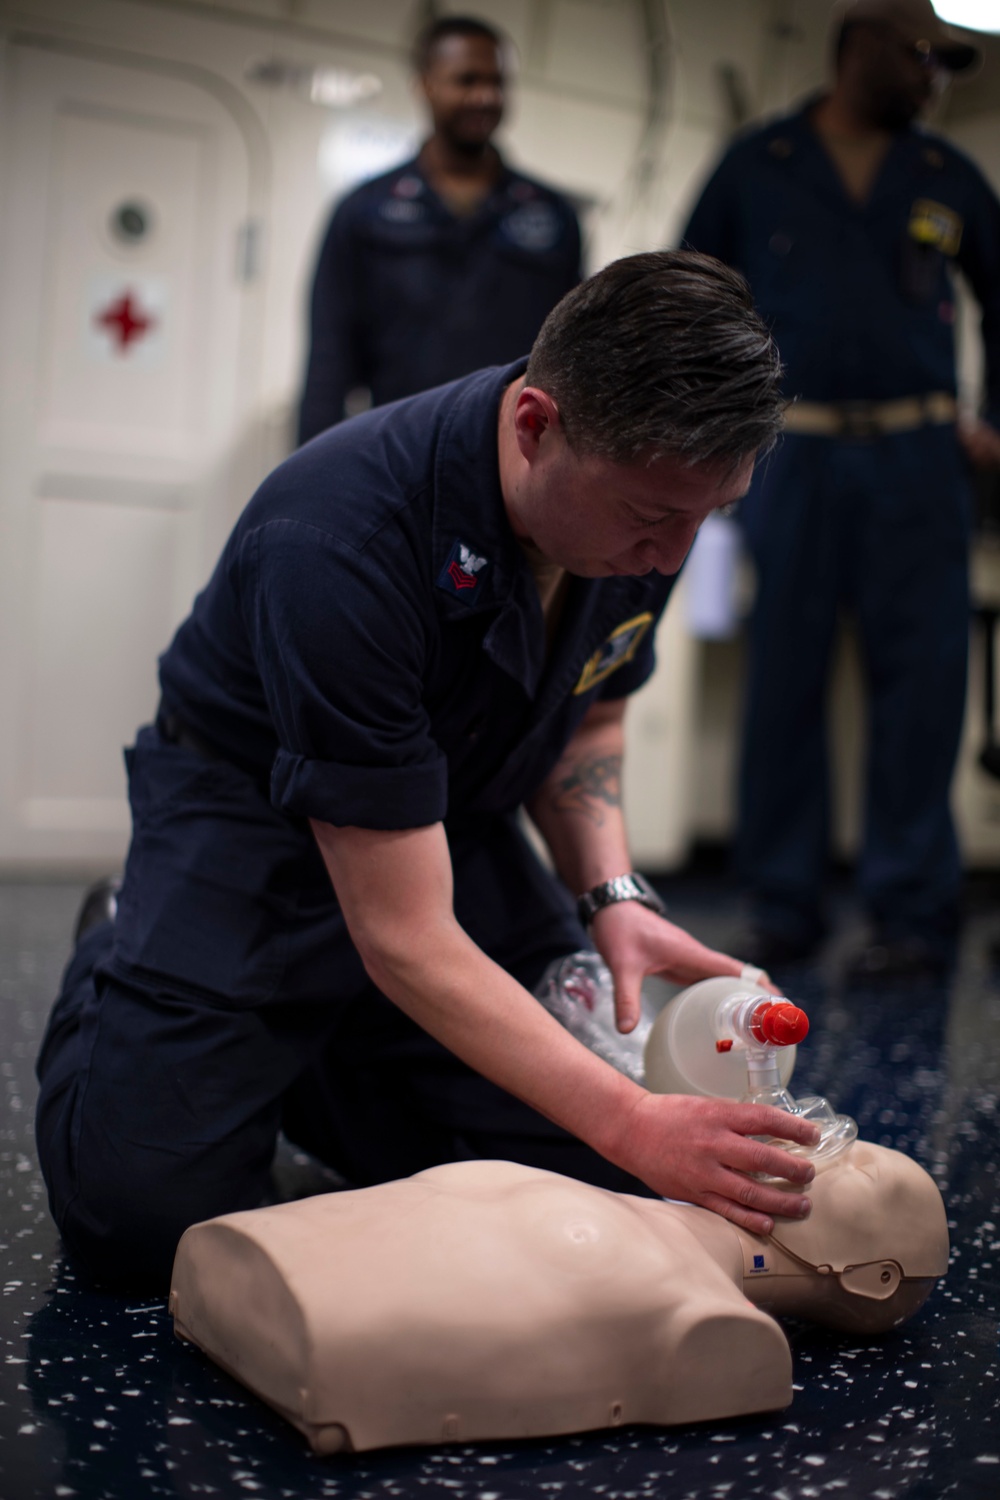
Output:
[297, 16, 580, 445]
[35, 253, 821, 1288]
[297, 158, 580, 445]
[682, 2, 1000, 975]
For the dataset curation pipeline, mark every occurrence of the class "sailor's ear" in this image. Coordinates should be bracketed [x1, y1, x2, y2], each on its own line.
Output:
[513, 386, 562, 461]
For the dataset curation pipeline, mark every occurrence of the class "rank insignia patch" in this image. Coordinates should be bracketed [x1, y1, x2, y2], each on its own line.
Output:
[573, 612, 654, 695]
[437, 540, 489, 601]
[908, 199, 963, 256]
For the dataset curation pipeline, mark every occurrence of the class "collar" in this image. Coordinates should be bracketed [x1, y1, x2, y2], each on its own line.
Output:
[771, 96, 931, 210]
[429, 359, 554, 696]
[386, 151, 537, 222]
[427, 363, 668, 703]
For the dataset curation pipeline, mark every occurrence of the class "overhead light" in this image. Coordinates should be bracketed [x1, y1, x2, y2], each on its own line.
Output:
[246, 59, 383, 108]
[933, 1, 1000, 32]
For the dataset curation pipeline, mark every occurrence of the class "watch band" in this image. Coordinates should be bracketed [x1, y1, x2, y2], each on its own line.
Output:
[577, 872, 667, 928]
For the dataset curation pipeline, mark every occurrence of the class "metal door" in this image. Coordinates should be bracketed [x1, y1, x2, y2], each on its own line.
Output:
[0, 40, 262, 867]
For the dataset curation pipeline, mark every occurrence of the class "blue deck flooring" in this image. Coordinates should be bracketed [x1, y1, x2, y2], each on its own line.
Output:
[1, 874, 998, 1499]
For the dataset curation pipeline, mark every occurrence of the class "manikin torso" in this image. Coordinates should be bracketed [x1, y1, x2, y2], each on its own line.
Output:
[171, 1143, 948, 1454]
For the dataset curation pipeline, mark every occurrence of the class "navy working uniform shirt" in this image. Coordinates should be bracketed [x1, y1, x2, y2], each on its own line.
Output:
[162, 363, 672, 839]
[37, 364, 674, 1285]
[297, 157, 581, 445]
[682, 98, 1000, 418]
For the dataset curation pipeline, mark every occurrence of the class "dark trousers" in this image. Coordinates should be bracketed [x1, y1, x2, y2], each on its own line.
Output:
[36, 726, 650, 1290]
[737, 425, 970, 950]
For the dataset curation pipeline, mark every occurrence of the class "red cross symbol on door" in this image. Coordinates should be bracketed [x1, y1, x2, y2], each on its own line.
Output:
[94, 290, 156, 353]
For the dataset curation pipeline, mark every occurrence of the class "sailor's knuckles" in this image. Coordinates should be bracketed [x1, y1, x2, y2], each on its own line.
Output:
[608, 1090, 820, 1238]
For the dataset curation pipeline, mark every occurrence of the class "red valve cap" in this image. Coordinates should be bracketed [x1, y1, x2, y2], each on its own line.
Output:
[756, 1001, 810, 1046]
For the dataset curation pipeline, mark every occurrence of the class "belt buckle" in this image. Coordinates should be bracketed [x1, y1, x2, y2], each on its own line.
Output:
[837, 402, 879, 441]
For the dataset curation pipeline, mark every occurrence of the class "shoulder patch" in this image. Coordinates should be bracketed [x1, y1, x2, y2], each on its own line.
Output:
[500, 201, 561, 252]
[574, 613, 653, 695]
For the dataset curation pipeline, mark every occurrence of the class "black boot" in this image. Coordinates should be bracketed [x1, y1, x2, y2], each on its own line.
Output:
[73, 876, 122, 944]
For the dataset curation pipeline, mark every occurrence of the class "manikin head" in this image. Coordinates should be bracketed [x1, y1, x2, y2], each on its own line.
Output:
[680, 1139, 950, 1335]
[831, 0, 980, 130]
[413, 16, 507, 154]
[501, 251, 784, 578]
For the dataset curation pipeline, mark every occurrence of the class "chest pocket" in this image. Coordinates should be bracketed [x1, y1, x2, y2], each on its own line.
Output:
[741, 200, 822, 320]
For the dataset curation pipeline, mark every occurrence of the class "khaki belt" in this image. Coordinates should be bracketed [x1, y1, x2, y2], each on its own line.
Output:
[783, 392, 957, 439]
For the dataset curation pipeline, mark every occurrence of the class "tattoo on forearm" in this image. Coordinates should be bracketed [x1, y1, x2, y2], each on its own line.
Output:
[549, 754, 622, 827]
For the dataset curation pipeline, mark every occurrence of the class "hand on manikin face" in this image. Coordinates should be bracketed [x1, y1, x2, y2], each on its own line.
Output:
[615, 1090, 819, 1237]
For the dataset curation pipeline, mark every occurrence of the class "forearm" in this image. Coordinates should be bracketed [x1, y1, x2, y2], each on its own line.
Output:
[385, 925, 643, 1162]
[310, 816, 817, 1233]
[526, 698, 765, 1030]
[526, 698, 632, 895]
[311, 819, 641, 1164]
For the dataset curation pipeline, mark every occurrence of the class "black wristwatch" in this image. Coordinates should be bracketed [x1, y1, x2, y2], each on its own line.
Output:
[576, 872, 667, 928]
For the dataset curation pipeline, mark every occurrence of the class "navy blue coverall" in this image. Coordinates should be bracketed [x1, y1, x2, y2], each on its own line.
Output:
[683, 100, 1000, 954]
[297, 155, 581, 445]
[36, 363, 671, 1287]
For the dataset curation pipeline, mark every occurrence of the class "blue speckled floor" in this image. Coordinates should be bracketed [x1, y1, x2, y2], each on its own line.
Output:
[2, 875, 998, 1499]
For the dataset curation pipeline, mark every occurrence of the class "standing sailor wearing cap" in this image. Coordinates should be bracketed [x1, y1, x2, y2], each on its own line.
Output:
[682, 0, 1000, 982]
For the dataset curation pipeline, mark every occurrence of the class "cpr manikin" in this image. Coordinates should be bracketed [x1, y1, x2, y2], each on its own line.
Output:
[170, 973, 949, 1454]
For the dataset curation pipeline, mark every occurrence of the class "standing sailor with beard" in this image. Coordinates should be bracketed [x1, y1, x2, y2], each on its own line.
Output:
[297, 14, 581, 446]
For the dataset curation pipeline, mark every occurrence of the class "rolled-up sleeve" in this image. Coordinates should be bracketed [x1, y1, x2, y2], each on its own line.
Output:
[243, 519, 448, 829]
